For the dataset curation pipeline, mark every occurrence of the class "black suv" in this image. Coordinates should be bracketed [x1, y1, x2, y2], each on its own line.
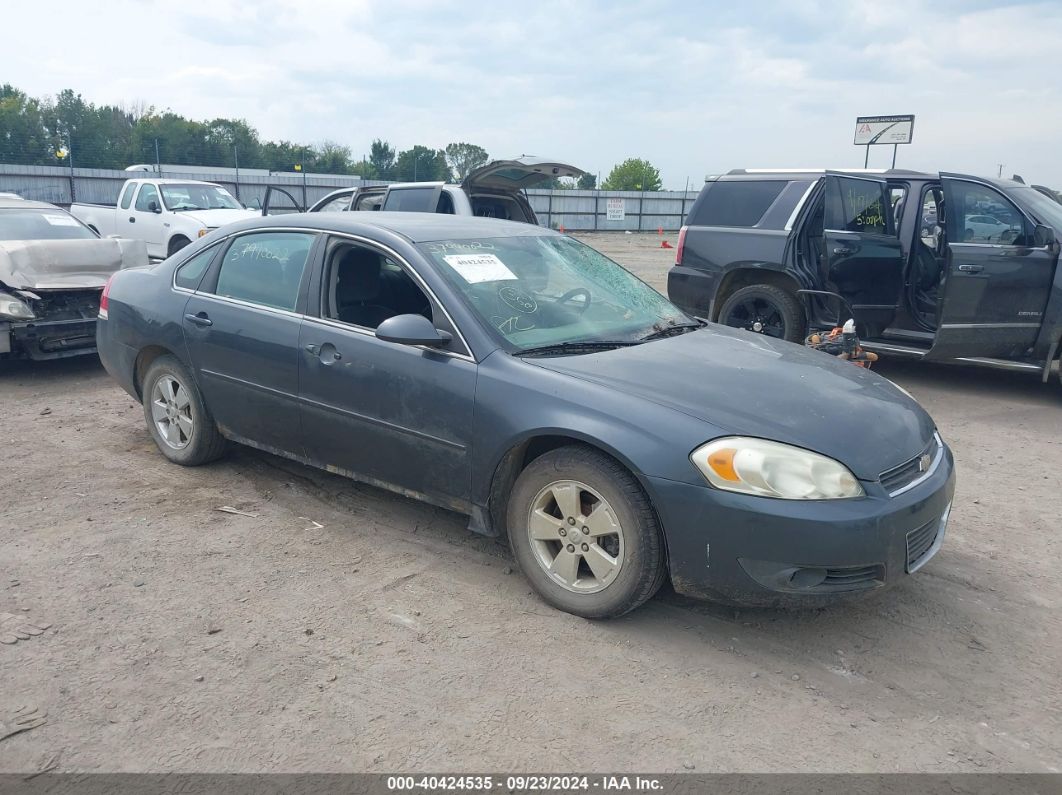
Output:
[668, 169, 1062, 384]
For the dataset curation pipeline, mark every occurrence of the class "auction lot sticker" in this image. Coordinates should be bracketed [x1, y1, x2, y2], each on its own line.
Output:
[443, 253, 518, 284]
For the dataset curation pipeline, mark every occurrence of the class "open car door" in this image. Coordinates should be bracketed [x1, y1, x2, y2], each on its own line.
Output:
[463, 157, 585, 192]
[261, 186, 304, 217]
[926, 173, 1056, 360]
[820, 171, 905, 337]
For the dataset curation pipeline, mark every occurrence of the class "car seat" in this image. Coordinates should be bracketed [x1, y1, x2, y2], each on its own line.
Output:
[335, 248, 396, 328]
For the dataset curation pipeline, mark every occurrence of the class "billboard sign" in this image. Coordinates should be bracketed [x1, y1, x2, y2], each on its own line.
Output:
[854, 115, 915, 146]
[606, 198, 625, 221]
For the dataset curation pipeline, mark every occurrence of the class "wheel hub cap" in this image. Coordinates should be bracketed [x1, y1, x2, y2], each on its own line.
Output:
[150, 374, 193, 450]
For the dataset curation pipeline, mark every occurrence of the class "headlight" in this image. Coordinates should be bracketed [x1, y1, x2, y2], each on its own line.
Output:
[690, 437, 864, 500]
[0, 291, 35, 320]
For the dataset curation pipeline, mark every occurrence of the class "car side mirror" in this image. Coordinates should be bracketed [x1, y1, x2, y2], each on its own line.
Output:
[148, 201, 161, 214]
[375, 314, 453, 348]
[1033, 224, 1056, 247]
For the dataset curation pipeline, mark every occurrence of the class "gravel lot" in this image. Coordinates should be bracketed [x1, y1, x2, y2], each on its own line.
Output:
[1, 232, 1060, 773]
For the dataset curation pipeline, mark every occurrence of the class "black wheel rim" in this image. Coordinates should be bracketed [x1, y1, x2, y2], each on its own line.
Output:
[724, 297, 786, 338]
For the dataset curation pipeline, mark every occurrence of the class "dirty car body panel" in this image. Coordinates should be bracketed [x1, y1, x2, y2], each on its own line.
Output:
[0, 200, 148, 360]
[98, 213, 954, 607]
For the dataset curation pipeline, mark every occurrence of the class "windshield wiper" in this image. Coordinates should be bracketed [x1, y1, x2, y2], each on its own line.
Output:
[639, 321, 704, 341]
[515, 340, 642, 357]
[171, 206, 206, 212]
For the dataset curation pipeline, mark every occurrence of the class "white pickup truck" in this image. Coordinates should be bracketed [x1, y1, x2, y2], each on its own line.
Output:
[71, 178, 258, 259]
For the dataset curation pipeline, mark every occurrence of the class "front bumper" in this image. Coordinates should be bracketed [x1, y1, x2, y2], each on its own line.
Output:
[648, 445, 956, 606]
[2, 317, 99, 360]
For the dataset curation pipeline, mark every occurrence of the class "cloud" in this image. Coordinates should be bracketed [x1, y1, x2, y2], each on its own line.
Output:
[4, 0, 1062, 187]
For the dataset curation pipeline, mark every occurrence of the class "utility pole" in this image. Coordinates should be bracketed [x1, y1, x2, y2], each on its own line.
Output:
[233, 145, 240, 200]
[997, 163, 1005, 178]
[154, 139, 161, 173]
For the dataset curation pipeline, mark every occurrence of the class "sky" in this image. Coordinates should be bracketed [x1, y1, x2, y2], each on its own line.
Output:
[3, 0, 1061, 188]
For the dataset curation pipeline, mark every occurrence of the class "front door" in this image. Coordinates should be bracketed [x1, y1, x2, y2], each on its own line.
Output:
[297, 239, 476, 507]
[928, 175, 1056, 360]
[131, 183, 168, 258]
[261, 186, 304, 216]
[821, 172, 905, 336]
[182, 230, 319, 453]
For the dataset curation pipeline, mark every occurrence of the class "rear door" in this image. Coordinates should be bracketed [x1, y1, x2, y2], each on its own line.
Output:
[821, 171, 905, 336]
[182, 230, 319, 454]
[462, 157, 585, 192]
[928, 174, 1055, 359]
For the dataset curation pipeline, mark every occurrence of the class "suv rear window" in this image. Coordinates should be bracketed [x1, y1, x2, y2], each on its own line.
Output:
[690, 181, 786, 227]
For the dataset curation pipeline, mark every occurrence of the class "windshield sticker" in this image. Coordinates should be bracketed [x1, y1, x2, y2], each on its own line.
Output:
[443, 253, 517, 284]
[42, 213, 81, 227]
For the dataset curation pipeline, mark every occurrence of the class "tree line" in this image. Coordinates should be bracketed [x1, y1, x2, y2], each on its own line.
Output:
[0, 85, 662, 190]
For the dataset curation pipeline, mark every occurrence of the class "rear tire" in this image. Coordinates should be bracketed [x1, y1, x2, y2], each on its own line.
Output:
[141, 355, 226, 466]
[506, 446, 666, 619]
[717, 284, 805, 343]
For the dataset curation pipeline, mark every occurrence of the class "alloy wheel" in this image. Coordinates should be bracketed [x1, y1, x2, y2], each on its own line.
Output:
[725, 296, 786, 337]
[527, 479, 625, 594]
[150, 375, 193, 450]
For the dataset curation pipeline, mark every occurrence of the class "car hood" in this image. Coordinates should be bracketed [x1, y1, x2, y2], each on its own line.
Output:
[180, 208, 260, 228]
[531, 326, 936, 480]
[0, 238, 149, 289]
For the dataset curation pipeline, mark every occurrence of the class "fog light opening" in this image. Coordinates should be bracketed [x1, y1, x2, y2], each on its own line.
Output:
[789, 567, 828, 589]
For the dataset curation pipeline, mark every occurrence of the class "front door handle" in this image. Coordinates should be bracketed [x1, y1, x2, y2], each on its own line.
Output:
[306, 342, 342, 362]
[184, 312, 212, 327]
[957, 264, 984, 273]
[832, 246, 854, 256]
[304, 343, 320, 356]
[128, 217, 136, 223]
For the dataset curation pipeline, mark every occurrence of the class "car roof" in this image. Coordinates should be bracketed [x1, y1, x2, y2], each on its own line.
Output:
[0, 198, 62, 210]
[235, 211, 556, 243]
[719, 168, 934, 180]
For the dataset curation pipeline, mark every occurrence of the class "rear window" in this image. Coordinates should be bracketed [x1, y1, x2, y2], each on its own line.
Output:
[690, 181, 786, 227]
[0, 209, 97, 241]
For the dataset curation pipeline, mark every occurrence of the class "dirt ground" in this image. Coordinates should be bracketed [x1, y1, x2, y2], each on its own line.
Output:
[1, 232, 1060, 774]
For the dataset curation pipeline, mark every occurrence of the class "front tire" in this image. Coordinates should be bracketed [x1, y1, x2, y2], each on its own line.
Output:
[141, 355, 226, 466]
[717, 284, 805, 343]
[506, 446, 666, 619]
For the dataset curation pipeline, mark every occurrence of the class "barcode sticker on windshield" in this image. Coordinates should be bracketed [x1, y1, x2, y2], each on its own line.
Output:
[443, 253, 517, 284]
[43, 213, 81, 227]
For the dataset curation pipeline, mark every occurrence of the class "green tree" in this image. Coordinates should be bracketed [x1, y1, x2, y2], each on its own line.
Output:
[313, 140, 353, 174]
[601, 158, 661, 191]
[0, 85, 52, 165]
[369, 139, 396, 180]
[577, 173, 597, 190]
[395, 145, 447, 182]
[444, 142, 488, 181]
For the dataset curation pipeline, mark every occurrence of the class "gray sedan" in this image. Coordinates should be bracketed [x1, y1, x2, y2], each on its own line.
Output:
[96, 214, 954, 618]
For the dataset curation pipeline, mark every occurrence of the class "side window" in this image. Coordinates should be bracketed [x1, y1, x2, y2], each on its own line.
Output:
[119, 182, 137, 210]
[174, 246, 217, 291]
[946, 182, 1027, 245]
[689, 181, 786, 227]
[828, 178, 891, 235]
[920, 189, 942, 247]
[213, 232, 315, 311]
[316, 193, 353, 213]
[354, 192, 385, 211]
[382, 187, 438, 212]
[134, 183, 160, 212]
[323, 242, 432, 330]
[889, 186, 907, 230]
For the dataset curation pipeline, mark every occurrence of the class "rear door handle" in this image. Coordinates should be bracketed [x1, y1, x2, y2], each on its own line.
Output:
[957, 264, 984, 273]
[184, 312, 212, 327]
[832, 246, 854, 256]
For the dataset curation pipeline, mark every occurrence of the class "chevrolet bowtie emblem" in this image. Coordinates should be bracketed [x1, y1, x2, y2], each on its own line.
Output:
[918, 454, 932, 473]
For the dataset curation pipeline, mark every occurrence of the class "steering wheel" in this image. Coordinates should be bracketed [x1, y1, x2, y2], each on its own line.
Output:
[555, 287, 591, 314]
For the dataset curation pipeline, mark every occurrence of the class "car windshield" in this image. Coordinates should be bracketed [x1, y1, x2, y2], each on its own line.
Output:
[1013, 187, 1062, 234]
[0, 209, 97, 241]
[417, 235, 692, 352]
[159, 183, 242, 211]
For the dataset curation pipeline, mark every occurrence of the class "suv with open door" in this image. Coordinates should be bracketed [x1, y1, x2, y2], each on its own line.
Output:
[262, 157, 584, 226]
[668, 169, 1062, 386]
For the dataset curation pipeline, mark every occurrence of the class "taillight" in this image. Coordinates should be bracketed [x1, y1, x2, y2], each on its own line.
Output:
[99, 274, 115, 319]
[675, 225, 688, 265]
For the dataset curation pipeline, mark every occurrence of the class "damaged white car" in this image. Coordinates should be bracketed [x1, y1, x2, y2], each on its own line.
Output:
[0, 199, 148, 360]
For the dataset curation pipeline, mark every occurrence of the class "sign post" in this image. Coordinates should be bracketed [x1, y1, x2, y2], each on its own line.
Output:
[854, 114, 915, 168]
